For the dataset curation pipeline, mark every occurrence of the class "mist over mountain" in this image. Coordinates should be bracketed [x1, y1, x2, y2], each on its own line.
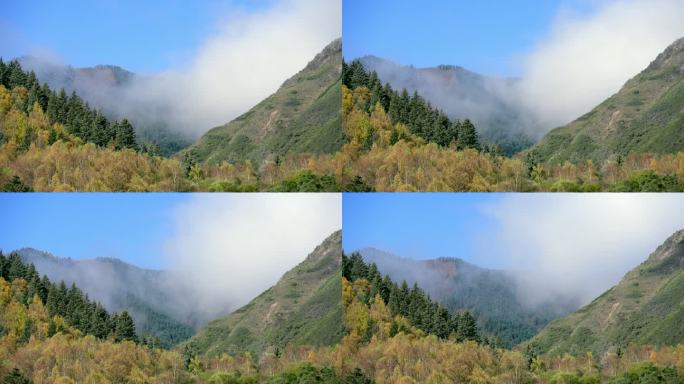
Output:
[529, 36, 684, 164]
[15, 248, 201, 346]
[526, 229, 684, 355]
[189, 38, 343, 165]
[187, 230, 344, 358]
[16, 56, 194, 155]
[356, 56, 539, 154]
[358, 247, 578, 347]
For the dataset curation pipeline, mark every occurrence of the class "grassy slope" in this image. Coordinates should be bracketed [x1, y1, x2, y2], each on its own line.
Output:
[530, 37, 684, 164]
[524, 229, 684, 356]
[188, 39, 343, 165]
[187, 231, 344, 358]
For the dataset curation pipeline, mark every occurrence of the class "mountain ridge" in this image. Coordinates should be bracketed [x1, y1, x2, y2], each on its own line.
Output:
[357, 247, 576, 347]
[15, 247, 195, 347]
[188, 38, 344, 165]
[529, 37, 684, 164]
[186, 230, 344, 358]
[355, 55, 538, 155]
[524, 229, 684, 356]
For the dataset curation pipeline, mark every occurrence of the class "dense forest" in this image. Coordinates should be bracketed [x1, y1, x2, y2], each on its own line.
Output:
[342, 252, 482, 344]
[338, 253, 684, 383]
[0, 59, 138, 151]
[342, 60, 481, 151]
[1, 59, 683, 191]
[0, 250, 373, 383]
[0, 251, 137, 343]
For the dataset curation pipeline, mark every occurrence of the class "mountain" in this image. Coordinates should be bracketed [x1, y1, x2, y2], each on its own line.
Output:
[525, 229, 684, 356]
[187, 230, 344, 358]
[188, 39, 344, 165]
[358, 248, 576, 347]
[356, 56, 538, 155]
[16, 248, 194, 347]
[530, 37, 684, 164]
[16, 56, 193, 155]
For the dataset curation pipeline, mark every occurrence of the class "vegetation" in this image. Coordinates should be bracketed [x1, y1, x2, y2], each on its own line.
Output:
[0, 251, 137, 343]
[188, 39, 345, 165]
[339, 255, 684, 383]
[186, 231, 345, 359]
[342, 252, 481, 343]
[525, 229, 684, 357]
[343, 59, 481, 151]
[0, 59, 137, 151]
[16, 248, 195, 348]
[530, 37, 684, 165]
[357, 249, 574, 348]
[0, 238, 374, 383]
[2, 46, 684, 191]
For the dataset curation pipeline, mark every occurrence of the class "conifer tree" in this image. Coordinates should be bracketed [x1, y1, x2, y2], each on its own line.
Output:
[458, 119, 480, 150]
[457, 311, 479, 342]
[114, 311, 137, 342]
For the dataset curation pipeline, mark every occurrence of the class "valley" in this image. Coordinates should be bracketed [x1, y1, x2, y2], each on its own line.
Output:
[0, 230, 351, 383]
[341, 228, 684, 383]
[2, 35, 684, 191]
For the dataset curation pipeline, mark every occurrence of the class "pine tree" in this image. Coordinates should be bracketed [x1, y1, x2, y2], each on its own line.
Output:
[114, 118, 137, 150]
[114, 311, 137, 342]
[456, 311, 480, 343]
[458, 119, 480, 150]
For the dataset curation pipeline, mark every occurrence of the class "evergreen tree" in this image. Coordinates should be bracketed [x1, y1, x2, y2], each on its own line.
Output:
[457, 119, 480, 150]
[342, 59, 470, 150]
[457, 311, 480, 342]
[114, 119, 137, 150]
[0, 252, 134, 343]
[114, 311, 137, 342]
[0, 60, 138, 150]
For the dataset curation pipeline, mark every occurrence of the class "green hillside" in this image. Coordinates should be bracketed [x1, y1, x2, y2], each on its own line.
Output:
[186, 230, 344, 358]
[187, 39, 343, 165]
[524, 229, 684, 356]
[529, 37, 684, 164]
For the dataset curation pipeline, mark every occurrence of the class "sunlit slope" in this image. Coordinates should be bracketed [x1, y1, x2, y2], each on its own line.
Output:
[188, 39, 343, 165]
[525, 229, 684, 356]
[530, 37, 684, 164]
[187, 231, 344, 357]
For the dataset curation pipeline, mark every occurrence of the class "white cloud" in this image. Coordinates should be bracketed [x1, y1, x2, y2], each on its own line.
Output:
[128, 0, 341, 136]
[13, 0, 341, 138]
[163, 193, 341, 321]
[483, 194, 684, 305]
[517, 0, 684, 130]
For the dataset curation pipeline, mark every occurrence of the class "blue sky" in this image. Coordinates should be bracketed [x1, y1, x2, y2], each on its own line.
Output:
[342, 193, 684, 274]
[0, 193, 188, 269]
[342, 193, 502, 268]
[0, 0, 277, 72]
[343, 0, 596, 76]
